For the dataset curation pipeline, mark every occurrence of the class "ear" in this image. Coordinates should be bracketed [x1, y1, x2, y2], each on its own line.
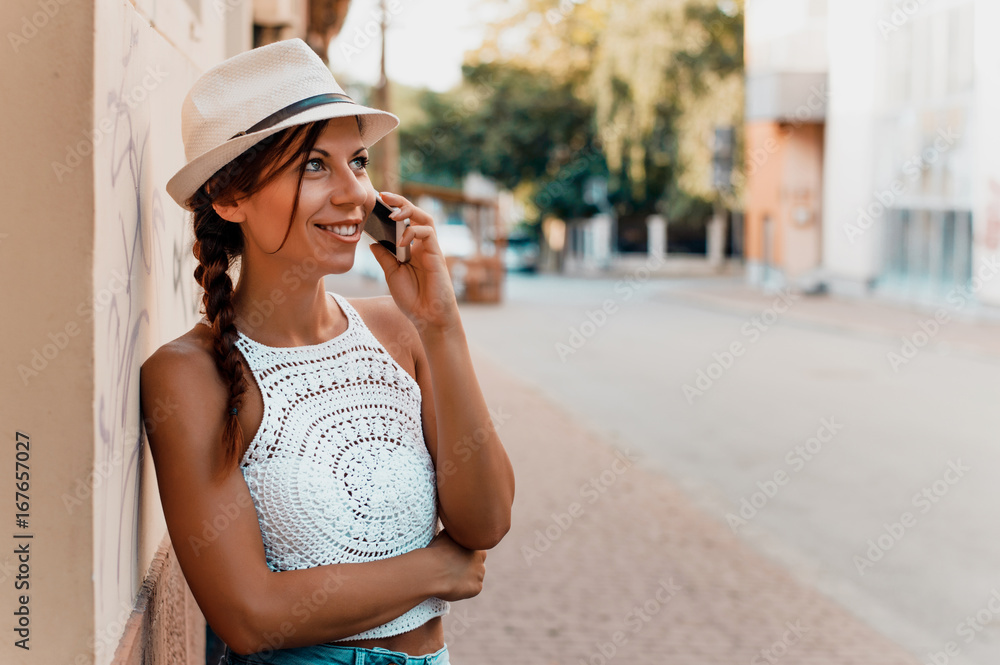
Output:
[211, 199, 247, 224]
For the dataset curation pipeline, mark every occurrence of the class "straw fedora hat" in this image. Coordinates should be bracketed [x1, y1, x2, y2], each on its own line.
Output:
[166, 38, 399, 211]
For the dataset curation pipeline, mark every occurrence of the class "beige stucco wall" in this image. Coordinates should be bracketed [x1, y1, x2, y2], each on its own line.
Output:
[92, 1, 252, 661]
[1, 0, 250, 663]
[0, 1, 97, 662]
[92, 4, 197, 664]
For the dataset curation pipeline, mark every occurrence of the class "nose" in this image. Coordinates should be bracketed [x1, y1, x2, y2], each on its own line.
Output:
[328, 165, 368, 209]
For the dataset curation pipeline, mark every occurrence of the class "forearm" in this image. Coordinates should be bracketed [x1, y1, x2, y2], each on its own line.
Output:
[241, 548, 444, 654]
[420, 320, 515, 549]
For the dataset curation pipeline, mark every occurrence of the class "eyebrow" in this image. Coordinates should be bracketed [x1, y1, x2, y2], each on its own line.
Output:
[310, 147, 367, 158]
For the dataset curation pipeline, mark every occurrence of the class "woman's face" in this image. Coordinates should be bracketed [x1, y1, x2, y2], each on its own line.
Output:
[227, 116, 376, 275]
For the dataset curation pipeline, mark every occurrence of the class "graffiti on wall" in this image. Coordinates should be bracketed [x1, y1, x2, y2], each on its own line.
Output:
[91, 14, 197, 658]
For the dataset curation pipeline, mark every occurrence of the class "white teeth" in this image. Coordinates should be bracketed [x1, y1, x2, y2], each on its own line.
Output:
[319, 224, 358, 236]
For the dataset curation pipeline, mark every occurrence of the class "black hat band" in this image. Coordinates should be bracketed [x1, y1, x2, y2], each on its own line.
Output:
[229, 93, 355, 140]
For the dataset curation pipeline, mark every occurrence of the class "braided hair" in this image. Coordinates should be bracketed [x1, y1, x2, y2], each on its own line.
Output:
[187, 119, 332, 478]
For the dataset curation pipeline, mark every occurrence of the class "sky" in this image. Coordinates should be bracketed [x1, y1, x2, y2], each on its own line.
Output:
[327, 0, 499, 93]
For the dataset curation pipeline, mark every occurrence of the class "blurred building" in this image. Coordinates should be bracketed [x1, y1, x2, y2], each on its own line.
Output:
[745, 0, 1000, 307]
[824, 0, 1000, 307]
[255, 0, 351, 57]
[743, 0, 828, 290]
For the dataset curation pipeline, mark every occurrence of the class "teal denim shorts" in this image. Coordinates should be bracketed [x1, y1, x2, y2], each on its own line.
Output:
[223, 642, 450, 665]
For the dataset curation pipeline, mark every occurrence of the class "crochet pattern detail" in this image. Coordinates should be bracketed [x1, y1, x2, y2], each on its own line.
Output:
[234, 291, 449, 641]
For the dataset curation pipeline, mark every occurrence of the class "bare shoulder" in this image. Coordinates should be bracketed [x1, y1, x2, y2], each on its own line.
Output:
[346, 294, 408, 328]
[346, 295, 422, 365]
[138, 325, 274, 652]
[141, 325, 220, 392]
[139, 324, 229, 453]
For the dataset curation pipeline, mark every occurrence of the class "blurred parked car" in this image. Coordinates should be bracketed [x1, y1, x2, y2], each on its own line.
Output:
[356, 218, 476, 281]
[503, 232, 539, 272]
[436, 219, 476, 259]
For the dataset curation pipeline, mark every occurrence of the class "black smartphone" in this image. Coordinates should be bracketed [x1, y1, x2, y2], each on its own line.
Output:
[362, 194, 411, 263]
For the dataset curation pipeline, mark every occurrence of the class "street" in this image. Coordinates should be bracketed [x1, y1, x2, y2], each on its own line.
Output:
[332, 269, 1000, 665]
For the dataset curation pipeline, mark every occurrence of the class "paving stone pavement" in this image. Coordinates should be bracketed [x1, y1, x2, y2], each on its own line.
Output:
[442, 347, 923, 665]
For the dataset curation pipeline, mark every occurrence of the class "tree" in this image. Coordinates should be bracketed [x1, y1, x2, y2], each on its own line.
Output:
[398, 0, 745, 240]
[399, 62, 603, 221]
[588, 0, 744, 205]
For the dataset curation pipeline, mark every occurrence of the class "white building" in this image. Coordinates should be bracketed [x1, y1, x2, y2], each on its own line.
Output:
[822, 0, 1000, 307]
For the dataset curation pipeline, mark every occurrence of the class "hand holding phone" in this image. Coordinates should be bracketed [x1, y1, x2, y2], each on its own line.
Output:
[362, 193, 411, 263]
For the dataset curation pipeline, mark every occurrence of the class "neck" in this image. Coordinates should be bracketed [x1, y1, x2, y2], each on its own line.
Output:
[230, 257, 341, 347]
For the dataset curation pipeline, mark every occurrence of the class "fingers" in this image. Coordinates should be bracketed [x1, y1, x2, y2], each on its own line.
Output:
[380, 191, 434, 227]
[368, 241, 402, 277]
[400, 223, 433, 245]
[379, 190, 409, 211]
[400, 223, 444, 257]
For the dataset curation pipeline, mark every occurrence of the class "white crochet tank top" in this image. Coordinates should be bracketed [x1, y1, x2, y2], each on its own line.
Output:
[219, 291, 449, 641]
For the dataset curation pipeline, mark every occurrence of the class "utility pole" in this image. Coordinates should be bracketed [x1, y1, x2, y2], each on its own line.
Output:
[708, 126, 734, 269]
[373, 0, 399, 192]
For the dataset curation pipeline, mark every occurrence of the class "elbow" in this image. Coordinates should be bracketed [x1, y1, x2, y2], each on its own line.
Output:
[442, 482, 514, 550]
[473, 495, 515, 550]
[218, 610, 264, 657]
[228, 615, 280, 657]
[458, 518, 511, 551]
[221, 588, 272, 656]
[486, 512, 513, 549]
[215, 621, 259, 658]
[226, 640, 257, 659]
[480, 524, 511, 550]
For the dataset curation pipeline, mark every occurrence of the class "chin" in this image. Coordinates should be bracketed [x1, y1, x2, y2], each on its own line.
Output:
[322, 255, 356, 274]
[324, 263, 355, 276]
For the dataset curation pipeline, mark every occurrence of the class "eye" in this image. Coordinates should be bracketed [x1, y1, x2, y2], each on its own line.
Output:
[305, 157, 325, 172]
[350, 155, 370, 171]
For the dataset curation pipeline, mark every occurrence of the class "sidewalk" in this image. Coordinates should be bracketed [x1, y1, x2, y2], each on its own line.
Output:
[662, 277, 1000, 359]
[443, 347, 923, 665]
[561, 255, 744, 280]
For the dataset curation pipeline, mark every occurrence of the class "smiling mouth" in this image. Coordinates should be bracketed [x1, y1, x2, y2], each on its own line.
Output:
[315, 222, 361, 239]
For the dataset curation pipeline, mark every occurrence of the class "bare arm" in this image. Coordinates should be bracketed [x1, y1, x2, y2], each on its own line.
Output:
[413, 316, 516, 551]
[366, 193, 515, 552]
[140, 343, 484, 656]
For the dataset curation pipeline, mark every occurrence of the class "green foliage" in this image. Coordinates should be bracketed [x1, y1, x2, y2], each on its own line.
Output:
[398, 0, 744, 229]
[677, 3, 745, 87]
[400, 63, 595, 193]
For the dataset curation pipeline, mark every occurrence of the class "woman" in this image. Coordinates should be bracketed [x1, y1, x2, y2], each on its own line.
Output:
[139, 38, 515, 665]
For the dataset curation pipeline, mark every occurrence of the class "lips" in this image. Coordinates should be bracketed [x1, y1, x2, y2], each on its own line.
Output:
[315, 221, 363, 243]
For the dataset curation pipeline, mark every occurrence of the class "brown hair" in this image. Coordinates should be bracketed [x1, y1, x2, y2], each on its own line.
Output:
[187, 119, 333, 478]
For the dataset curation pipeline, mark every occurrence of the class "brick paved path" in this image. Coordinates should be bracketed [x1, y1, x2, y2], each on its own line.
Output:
[443, 349, 921, 665]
